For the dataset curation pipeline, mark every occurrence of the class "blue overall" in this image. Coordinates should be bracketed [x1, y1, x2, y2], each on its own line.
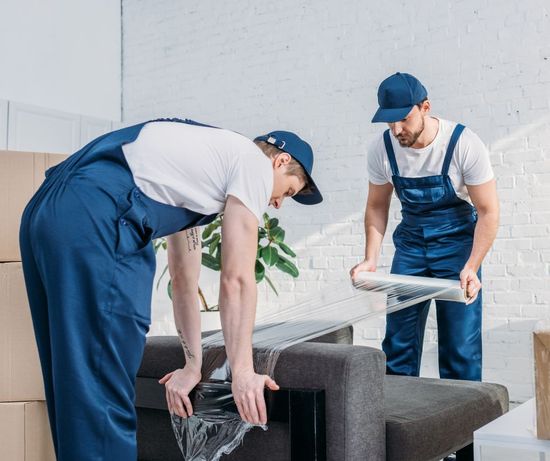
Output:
[381, 124, 483, 381]
[19, 119, 218, 460]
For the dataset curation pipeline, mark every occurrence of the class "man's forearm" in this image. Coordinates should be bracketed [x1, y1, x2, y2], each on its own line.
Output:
[172, 282, 203, 370]
[365, 205, 389, 262]
[465, 211, 499, 271]
[167, 228, 203, 370]
[218, 277, 256, 374]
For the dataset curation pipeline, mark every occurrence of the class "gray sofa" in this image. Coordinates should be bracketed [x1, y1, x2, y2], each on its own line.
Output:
[136, 327, 508, 461]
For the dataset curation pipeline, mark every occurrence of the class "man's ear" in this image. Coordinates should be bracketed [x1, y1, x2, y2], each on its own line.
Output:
[421, 99, 431, 115]
[275, 152, 292, 168]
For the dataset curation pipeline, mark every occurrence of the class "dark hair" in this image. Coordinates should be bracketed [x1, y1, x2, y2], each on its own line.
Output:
[416, 97, 428, 109]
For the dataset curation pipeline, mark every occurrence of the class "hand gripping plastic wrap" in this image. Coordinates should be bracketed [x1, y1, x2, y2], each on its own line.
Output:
[171, 274, 465, 460]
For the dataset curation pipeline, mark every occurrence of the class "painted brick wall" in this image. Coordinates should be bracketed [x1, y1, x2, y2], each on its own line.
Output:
[122, 0, 550, 402]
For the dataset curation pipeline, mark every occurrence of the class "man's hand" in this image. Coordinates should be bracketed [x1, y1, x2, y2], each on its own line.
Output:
[159, 366, 202, 418]
[349, 259, 377, 281]
[460, 266, 481, 305]
[231, 370, 279, 425]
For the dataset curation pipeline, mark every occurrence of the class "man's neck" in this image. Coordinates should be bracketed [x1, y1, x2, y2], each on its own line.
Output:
[411, 116, 439, 149]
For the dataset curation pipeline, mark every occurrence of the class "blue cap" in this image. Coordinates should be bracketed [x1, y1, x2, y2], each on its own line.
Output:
[254, 130, 323, 205]
[372, 72, 428, 123]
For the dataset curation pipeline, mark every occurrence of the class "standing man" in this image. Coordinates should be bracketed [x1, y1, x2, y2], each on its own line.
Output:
[19, 118, 322, 460]
[350, 73, 499, 381]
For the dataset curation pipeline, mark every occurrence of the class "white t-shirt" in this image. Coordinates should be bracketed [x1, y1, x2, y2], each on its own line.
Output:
[367, 118, 494, 204]
[122, 121, 273, 222]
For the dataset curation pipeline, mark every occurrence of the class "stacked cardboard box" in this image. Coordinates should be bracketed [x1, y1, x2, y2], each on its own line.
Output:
[0, 151, 67, 460]
[534, 321, 550, 440]
[0, 151, 67, 262]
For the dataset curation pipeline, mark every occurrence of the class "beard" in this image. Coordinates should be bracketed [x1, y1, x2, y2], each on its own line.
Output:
[396, 117, 425, 147]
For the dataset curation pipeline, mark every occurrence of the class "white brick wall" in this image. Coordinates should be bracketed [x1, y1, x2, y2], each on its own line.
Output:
[122, 0, 550, 402]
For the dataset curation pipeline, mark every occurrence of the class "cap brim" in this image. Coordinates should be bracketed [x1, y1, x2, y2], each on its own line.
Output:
[371, 105, 414, 123]
[292, 173, 323, 205]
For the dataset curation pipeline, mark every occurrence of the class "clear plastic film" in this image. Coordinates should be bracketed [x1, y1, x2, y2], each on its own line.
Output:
[171, 274, 461, 460]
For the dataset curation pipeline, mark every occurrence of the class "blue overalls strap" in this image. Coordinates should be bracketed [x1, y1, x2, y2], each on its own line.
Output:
[441, 124, 466, 176]
[383, 129, 400, 176]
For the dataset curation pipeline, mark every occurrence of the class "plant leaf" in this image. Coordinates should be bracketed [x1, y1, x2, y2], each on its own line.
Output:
[268, 218, 279, 229]
[202, 221, 220, 239]
[214, 243, 222, 264]
[269, 226, 285, 243]
[277, 241, 296, 257]
[167, 279, 173, 300]
[202, 236, 215, 248]
[156, 265, 169, 290]
[209, 234, 221, 255]
[202, 253, 221, 271]
[275, 255, 299, 278]
[261, 246, 279, 267]
[255, 260, 265, 283]
[153, 239, 164, 253]
[264, 275, 279, 296]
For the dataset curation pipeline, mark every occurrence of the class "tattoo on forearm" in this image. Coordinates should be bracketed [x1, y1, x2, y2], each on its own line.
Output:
[185, 228, 200, 252]
[177, 328, 195, 360]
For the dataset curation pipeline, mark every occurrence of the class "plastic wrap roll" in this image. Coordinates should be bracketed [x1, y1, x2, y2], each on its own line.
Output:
[353, 271, 467, 303]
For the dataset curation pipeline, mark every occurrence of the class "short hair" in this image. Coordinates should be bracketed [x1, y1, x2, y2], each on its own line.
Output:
[416, 97, 428, 109]
[254, 140, 313, 195]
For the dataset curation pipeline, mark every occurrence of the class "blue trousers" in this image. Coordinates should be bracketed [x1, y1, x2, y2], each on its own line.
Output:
[19, 161, 156, 460]
[382, 221, 483, 381]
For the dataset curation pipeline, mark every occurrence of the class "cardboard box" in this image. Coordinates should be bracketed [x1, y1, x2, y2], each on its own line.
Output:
[0, 401, 55, 461]
[0, 150, 67, 262]
[534, 321, 550, 439]
[0, 262, 45, 401]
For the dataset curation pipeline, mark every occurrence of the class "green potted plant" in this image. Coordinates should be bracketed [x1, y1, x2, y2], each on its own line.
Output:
[154, 212, 300, 313]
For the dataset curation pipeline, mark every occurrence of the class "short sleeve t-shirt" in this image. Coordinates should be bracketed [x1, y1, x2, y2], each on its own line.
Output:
[121, 121, 273, 222]
[367, 118, 494, 204]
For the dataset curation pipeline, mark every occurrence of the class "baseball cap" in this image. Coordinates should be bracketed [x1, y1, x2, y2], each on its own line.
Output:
[372, 72, 428, 123]
[254, 130, 323, 205]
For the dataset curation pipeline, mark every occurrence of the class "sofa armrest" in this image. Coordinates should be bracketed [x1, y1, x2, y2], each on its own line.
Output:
[272, 342, 385, 461]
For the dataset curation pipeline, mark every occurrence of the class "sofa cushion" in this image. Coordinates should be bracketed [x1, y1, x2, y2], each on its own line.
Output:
[384, 375, 509, 461]
[138, 326, 353, 378]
